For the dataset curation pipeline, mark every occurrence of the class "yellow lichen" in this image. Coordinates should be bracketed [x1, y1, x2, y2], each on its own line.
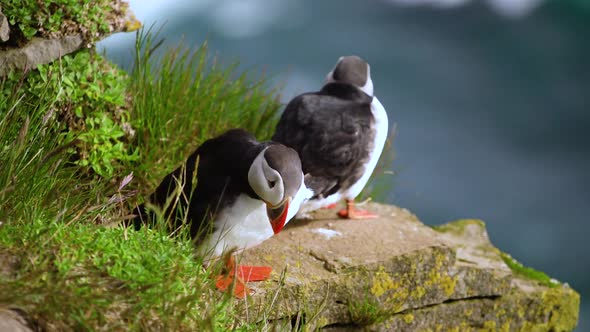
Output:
[402, 313, 414, 324]
[316, 316, 329, 328]
[459, 321, 469, 330]
[414, 285, 426, 298]
[123, 14, 142, 32]
[500, 322, 511, 332]
[371, 266, 398, 297]
[422, 251, 457, 297]
[482, 320, 497, 331]
[517, 307, 525, 318]
[440, 274, 457, 297]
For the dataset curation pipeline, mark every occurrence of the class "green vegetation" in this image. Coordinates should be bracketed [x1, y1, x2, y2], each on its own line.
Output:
[1, 50, 135, 178]
[431, 219, 486, 235]
[347, 295, 394, 326]
[0, 220, 234, 330]
[2, 0, 129, 44]
[499, 252, 559, 288]
[0, 26, 283, 330]
[432, 220, 559, 290]
[129, 29, 281, 191]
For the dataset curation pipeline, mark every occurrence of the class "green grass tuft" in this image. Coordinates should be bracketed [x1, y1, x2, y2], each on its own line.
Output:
[127, 26, 282, 192]
[347, 296, 394, 327]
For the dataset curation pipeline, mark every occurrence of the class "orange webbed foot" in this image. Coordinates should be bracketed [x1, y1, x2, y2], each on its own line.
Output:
[322, 203, 338, 209]
[215, 275, 251, 298]
[337, 199, 378, 220]
[213, 254, 273, 298]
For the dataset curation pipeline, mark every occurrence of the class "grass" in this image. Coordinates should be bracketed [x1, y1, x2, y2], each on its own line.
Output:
[0, 26, 285, 331]
[346, 281, 400, 328]
[0, 220, 233, 330]
[128, 26, 281, 192]
[347, 297, 394, 327]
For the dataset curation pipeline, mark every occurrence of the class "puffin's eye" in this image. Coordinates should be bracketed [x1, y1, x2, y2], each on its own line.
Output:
[267, 180, 276, 188]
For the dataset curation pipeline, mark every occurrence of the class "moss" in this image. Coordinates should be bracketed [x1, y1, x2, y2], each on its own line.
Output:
[431, 219, 486, 235]
[499, 252, 559, 288]
[2, 0, 132, 45]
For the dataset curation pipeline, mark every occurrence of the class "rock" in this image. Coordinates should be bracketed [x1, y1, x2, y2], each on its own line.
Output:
[0, 309, 34, 332]
[237, 203, 580, 331]
[0, 6, 9, 42]
[0, 35, 83, 76]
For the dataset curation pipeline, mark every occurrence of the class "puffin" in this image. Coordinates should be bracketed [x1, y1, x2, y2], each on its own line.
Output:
[272, 55, 388, 219]
[133, 128, 312, 297]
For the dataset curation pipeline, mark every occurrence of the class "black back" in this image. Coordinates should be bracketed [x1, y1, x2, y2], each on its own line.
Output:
[272, 82, 375, 199]
[133, 129, 268, 240]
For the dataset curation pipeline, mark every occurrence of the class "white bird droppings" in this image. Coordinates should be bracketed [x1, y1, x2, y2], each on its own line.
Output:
[312, 228, 342, 239]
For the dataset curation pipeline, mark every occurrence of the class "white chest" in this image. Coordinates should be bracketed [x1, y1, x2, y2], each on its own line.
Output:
[198, 194, 273, 258]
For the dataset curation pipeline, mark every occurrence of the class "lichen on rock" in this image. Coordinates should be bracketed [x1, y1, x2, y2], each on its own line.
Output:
[237, 203, 580, 331]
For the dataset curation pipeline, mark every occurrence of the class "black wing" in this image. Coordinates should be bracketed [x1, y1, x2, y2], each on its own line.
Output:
[134, 129, 261, 239]
[273, 92, 374, 198]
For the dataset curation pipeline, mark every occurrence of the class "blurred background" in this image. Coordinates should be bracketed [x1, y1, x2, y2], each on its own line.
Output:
[99, 0, 589, 329]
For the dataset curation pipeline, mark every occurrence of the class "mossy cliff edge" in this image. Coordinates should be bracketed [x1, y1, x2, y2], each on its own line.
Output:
[239, 203, 580, 331]
[0, 1, 140, 76]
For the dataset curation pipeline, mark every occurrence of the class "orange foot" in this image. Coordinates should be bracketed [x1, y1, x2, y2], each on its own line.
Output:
[214, 255, 273, 298]
[337, 199, 378, 220]
[321, 203, 338, 209]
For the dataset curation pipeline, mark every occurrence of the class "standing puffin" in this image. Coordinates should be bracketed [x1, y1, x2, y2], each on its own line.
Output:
[133, 129, 311, 296]
[272, 55, 388, 219]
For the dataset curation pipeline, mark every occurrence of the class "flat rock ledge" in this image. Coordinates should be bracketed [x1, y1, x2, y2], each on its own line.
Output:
[0, 35, 86, 77]
[238, 203, 580, 331]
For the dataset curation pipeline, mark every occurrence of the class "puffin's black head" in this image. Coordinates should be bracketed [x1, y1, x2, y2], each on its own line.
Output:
[325, 55, 373, 96]
[247, 144, 303, 234]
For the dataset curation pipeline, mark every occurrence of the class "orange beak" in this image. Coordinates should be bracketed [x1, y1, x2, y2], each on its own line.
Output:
[266, 197, 291, 235]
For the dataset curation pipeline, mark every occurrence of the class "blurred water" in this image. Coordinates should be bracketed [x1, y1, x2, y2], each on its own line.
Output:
[100, 0, 589, 329]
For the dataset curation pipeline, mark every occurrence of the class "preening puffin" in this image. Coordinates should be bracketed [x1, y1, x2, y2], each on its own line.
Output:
[272, 55, 388, 219]
[133, 129, 311, 296]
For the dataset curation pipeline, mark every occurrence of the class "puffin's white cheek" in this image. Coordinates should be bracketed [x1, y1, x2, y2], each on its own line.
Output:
[266, 177, 284, 206]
